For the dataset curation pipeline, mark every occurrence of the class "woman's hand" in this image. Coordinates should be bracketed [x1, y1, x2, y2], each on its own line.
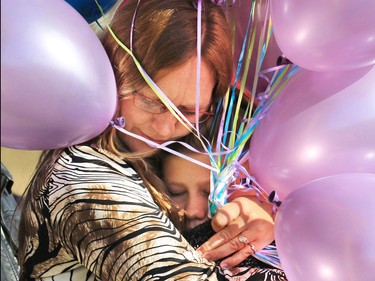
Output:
[196, 195, 274, 268]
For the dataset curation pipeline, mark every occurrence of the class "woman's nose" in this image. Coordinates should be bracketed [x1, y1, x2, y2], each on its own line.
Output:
[151, 111, 178, 139]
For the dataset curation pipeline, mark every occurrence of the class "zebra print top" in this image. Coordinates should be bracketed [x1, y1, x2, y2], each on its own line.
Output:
[21, 145, 287, 280]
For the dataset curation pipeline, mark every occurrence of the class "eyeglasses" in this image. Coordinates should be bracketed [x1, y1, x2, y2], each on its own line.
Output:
[122, 91, 213, 124]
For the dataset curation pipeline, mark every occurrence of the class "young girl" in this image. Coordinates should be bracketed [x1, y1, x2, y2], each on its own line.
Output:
[161, 148, 286, 280]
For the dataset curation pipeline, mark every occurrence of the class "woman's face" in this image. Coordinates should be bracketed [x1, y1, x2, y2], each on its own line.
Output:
[118, 56, 215, 153]
[163, 152, 211, 230]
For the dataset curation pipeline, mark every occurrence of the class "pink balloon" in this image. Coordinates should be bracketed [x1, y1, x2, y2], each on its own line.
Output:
[1, 0, 117, 150]
[275, 173, 375, 281]
[249, 65, 375, 200]
[271, 0, 375, 71]
[231, 0, 282, 94]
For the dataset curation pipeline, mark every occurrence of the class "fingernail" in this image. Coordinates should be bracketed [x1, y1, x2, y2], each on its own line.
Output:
[220, 262, 228, 269]
[202, 254, 211, 260]
[196, 250, 202, 256]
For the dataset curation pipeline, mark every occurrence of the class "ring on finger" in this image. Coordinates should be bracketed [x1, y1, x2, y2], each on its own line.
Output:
[238, 235, 249, 244]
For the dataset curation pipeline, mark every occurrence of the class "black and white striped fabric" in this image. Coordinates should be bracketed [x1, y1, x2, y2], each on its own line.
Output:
[21, 145, 286, 280]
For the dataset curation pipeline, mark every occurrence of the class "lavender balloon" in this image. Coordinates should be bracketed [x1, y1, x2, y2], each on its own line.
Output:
[271, 0, 375, 71]
[1, 0, 117, 150]
[249, 65, 375, 200]
[275, 173, 375, 281]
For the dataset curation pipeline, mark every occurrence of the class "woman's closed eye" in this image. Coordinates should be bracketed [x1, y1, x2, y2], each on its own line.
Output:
[141, 96, 165, 109]
[181, 110, 196, 116]
[142, 97, 158, 107]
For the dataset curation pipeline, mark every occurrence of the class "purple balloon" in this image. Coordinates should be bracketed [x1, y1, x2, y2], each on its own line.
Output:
[249, 65, 375, 200]
[275, 173, 375, 281]
[1, 0, 117, 150]
[271, 0, 375, 71]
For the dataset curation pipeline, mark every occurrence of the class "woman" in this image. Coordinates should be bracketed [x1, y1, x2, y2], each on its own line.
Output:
[18, 0, 278, 280]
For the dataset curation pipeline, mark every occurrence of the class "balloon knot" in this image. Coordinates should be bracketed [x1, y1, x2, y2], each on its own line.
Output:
[277, 55, 293, 66]
[268, 190, 282, 207]
[110, 117, 126, 128]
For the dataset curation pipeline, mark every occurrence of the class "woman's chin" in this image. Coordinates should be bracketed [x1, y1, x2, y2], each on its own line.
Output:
[122, 136, 159, 154]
